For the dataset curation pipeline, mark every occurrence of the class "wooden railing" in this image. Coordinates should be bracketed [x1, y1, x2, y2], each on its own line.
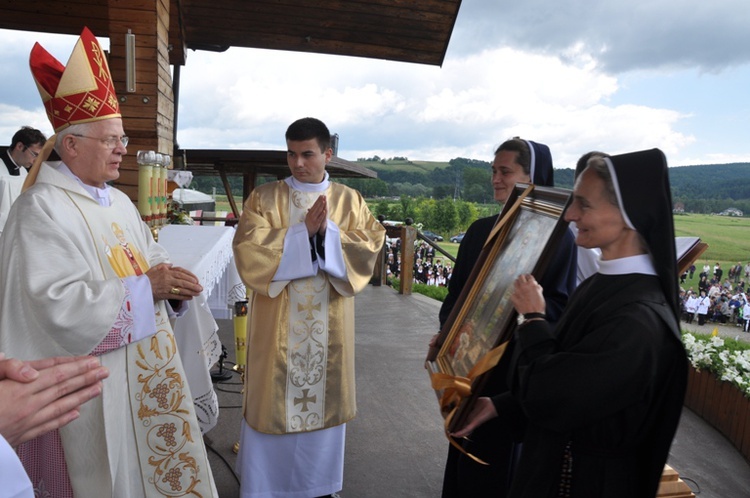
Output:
[371, 218, 455, 295]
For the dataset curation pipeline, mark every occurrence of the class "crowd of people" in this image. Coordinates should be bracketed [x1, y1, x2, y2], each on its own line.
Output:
[384, 239, 455, 286]
[680, 262, 750, 331]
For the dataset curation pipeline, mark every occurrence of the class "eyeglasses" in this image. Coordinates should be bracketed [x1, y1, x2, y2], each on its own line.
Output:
[73, 134, 129, 148]
[24, 147, 39, 158]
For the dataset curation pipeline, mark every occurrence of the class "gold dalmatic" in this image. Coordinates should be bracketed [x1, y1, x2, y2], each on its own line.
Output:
[285, 189, 330, 432]
[234, 180, 386, 435]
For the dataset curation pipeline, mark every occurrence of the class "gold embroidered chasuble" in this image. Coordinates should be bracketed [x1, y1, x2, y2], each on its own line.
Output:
[233, 180, 385, 434]
[0, 164, 216, 497]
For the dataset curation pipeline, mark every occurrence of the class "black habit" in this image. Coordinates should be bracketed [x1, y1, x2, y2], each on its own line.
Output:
[494, 272, 688, 498]
[439, 214, 578, 497]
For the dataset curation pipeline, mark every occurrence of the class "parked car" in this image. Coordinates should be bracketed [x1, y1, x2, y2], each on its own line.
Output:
[422, 230, 443, 242]
[450, 233, 465, 243]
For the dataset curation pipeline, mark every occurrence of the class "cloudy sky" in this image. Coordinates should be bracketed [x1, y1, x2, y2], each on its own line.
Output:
[1, 0, 748, 168]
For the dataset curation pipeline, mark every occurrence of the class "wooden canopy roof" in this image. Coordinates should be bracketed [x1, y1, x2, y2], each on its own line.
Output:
[0, 0, 462, 67]
[182, 149, 377, 179]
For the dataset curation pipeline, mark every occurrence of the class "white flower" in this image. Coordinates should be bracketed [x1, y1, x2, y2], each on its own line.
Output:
[682, 332, 750, 397]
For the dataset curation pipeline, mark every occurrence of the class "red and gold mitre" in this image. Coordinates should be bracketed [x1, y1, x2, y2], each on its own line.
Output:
[29, 27, 120, 132]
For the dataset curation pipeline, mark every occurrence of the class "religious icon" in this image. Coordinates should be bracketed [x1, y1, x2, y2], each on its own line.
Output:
[425, 184, 571, 431]
[103, 222, 150, 277]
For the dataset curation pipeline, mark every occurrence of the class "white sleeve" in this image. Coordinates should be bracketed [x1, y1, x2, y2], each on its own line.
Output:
[273, 221, 317, 281]
[0, 434, 33, 497]
[123, 275, 158, 343]
[317, 219, 347, 280]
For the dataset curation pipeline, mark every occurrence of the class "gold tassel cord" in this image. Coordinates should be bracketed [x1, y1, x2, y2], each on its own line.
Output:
[429, 341, 510, 465]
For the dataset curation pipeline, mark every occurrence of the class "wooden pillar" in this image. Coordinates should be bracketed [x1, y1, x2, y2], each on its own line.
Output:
[107, 0, 175, 202]
[399, 225, 416, 295]
[243, 171, 257, 205]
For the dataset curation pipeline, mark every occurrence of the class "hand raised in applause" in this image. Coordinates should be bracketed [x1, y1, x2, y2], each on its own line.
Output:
[0, 354, 109, 447]
[146, 263, 203, 302]
[305, 195, 328, 237]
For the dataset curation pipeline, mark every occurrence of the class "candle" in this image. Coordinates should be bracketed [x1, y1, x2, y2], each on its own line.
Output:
[136, 150, 153, 222]
[150, 164, 159, 226]
[159, 162, 168, 224]
[233, 300, 249, 369]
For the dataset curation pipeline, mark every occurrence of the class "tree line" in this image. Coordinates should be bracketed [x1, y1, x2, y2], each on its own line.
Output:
[341, 159, 750, 215]
[186, 159, 750, 235]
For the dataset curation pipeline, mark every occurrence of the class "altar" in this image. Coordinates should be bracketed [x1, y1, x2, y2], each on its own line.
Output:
[158, 224, 245, 433]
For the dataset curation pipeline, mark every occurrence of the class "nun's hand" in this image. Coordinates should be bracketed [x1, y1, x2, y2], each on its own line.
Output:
[511, 274, 546, 315]
[450, 397, 498, 438]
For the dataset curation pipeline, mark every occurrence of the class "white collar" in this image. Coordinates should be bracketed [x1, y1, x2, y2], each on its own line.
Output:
[57, 162, 112, 207]
[5, 150, 22, 171]
[285, 172, 330, 192]
[598, 254, 657, 276]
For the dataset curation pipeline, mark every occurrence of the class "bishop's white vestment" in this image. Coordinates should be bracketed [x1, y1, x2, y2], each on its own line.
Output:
[0, 162, 217, 497]
[232, 175, 385, 497]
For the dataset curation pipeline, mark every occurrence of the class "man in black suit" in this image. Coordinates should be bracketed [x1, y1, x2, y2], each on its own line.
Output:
[0, 126, 46, 177]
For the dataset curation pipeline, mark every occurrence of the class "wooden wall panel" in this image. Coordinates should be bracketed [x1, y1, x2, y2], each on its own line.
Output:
[106, 0, 174, 201]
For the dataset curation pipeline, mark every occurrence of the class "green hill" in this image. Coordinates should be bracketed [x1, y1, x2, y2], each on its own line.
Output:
[355, 158, 750, 214]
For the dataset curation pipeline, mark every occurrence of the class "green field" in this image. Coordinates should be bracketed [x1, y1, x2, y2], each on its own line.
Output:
[673, 214, 750, 262]
[357, 159, 451, 173]
[672, 213, 750, 290]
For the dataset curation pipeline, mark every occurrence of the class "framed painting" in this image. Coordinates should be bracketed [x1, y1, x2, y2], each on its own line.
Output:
[425, 184, 571, 431]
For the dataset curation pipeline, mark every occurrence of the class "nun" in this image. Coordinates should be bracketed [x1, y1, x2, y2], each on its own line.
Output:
[453, 149, 688, 498]
[435, 137, 578, 497]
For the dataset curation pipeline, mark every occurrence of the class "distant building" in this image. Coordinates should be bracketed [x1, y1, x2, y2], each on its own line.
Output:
[718, 207, 744, 217]
[673, 202, 685, 214]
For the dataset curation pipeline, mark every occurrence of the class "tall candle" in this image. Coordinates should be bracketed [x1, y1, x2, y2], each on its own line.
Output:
[233, 301, 249, 369]
[138, 164, 152, 220]
[159, 163, 168, 224]
[150, 164, 159, 226]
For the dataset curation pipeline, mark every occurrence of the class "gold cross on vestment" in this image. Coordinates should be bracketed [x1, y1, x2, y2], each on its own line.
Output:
[294, 389, 317, 412]
[298, 295, 321, 321]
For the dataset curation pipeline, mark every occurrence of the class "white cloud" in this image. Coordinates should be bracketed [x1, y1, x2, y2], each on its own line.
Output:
[0, 103, 54, 140]
[451, 0, 750, 74]
[173, 43, 706, 168]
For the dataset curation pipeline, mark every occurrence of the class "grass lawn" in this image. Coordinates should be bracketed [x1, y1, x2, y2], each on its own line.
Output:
[673, 213, 750, 291]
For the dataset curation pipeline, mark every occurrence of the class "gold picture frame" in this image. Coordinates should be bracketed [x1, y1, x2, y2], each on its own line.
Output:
[426, 184, 571, 432]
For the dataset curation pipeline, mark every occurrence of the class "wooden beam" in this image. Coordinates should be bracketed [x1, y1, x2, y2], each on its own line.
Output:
[218, 168, 240, 218]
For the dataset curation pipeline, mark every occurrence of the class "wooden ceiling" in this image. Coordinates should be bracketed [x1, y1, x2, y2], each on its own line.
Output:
[173, 0, 462, 66]
[0, 0, 462, 67]
[182, 149, 377, 178]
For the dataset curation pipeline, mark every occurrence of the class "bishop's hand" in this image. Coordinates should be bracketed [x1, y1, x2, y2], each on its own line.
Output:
[146, 263, 203, 302]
